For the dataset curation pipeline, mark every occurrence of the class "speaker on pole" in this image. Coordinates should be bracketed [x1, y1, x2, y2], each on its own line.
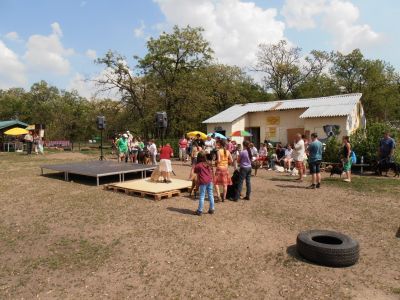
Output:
[96, 116, 106, 130]
[155, 112, 168, 128]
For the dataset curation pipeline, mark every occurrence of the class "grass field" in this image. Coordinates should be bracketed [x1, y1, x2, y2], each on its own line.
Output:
[0, 151, 399, 299]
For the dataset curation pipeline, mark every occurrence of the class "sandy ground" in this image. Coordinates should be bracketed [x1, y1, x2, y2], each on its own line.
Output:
[0, 152, 399, 299]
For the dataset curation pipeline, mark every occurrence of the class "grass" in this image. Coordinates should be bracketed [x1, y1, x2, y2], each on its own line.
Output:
[323, 176, 400, 194]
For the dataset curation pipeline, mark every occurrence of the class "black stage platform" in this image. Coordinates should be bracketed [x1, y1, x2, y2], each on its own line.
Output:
[40, 161, 156, 186]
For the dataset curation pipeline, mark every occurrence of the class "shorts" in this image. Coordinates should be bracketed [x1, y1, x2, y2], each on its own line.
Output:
[309, 160, 321, 174]
[159, 159, 173, 172]
[343, 159, 352, 172]
[295, 160, 304, 170]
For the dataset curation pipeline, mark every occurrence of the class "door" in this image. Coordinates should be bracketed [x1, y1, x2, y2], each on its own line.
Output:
[245, 127, 261, 148]
[286, 128, 305, 145]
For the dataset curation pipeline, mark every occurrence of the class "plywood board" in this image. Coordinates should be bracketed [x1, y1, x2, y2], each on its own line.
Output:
[108, 178, 192, 194]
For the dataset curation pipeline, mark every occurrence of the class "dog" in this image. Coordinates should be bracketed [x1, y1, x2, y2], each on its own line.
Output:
[375, 160, 400, 177]
[149, 166, 162, 182]
[189, 175, 198, 199]
[290, 167, 299, 176]
[330, 164, 344, 177]
[251, 160, 262, 176]
[272, 164, 285, 172]
[138, 150, 151, 165]
[226, 169, 241, 200]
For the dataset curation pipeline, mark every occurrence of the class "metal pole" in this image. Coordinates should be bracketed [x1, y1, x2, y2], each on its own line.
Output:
[99, 129, 104, 161]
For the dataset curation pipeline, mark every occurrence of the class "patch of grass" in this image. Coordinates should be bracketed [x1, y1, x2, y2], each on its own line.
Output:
[323, 176, 400, 195]
[22, 237, 120, 273]
[392, 287, 400, 294]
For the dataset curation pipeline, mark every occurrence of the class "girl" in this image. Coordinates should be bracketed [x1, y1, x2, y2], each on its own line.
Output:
[193, 152, 215, 216]
[283, 144, 293, 172]
[214, 140, 232, 202]
[233, 141, 252, 201]
[258, 143, 268, 168]
[342, 136, 352, 182]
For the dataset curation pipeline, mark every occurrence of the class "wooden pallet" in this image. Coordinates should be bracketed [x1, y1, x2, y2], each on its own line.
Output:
[104, 184, 189, 200]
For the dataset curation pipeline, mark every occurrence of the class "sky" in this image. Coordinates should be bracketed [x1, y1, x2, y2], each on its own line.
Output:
[1, 0, 399, 98]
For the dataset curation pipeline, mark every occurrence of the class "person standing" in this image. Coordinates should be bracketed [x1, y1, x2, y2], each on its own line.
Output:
[193, 152, 215, 216]
[214, 140, 232, 202]
[293, 134, 305, 181]
[233, 141, 252, 201]
[342, 136, 352, 183]
[178, 135, 188, 164]
[258, 143, 268, 168]
[378, 131, 396, 163]
[307, 133, 323, 189]
[24, 131, 33, 155]
[148, 140, 158, 165]
[195, 134, 205, 148]
[117, 134, 128, 163]
[159, 143, 174, 183]
[204, 135, 216, 162]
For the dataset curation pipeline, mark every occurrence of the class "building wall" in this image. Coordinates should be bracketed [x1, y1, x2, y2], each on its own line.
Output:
[247, 109, 307, 143]
[304, 116, 348, 139]
[205, 101, 366, 144]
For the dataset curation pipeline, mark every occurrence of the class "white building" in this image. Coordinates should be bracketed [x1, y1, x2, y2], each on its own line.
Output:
[203, 93, 366, 146]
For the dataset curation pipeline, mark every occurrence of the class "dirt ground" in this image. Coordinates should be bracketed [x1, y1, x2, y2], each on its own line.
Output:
[0, 152, 399, 299]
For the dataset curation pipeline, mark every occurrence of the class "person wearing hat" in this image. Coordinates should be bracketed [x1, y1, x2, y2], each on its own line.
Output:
[117, 134, 128, 163]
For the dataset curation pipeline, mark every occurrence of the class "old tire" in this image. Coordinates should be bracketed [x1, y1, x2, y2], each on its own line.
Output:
[296, 230, 359, 267]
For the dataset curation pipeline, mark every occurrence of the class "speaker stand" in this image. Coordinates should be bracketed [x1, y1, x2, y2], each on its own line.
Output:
[99, 129, 105, 161]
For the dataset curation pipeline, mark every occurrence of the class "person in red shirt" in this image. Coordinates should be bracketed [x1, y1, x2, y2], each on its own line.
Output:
[193, 152, 215, 216]
[159, 143, 174, 183]
[178, 135, 188, 164]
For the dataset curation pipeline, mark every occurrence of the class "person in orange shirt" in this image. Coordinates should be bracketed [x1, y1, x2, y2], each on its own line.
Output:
[214, 139, 233, 202]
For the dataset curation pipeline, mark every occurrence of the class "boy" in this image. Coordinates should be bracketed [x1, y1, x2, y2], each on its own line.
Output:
[193, 152, 215, 216]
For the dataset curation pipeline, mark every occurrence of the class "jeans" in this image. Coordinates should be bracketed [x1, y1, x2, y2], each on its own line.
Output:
[197, 183, 215, 212]
[235, 166, 251, 200]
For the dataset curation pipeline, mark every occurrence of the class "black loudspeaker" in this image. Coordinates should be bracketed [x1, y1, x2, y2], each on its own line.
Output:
[35, 124, 46, 130]
[96, 116, 106, 130]
[155, 112, 168, 128]
[323, 125, 340, 137]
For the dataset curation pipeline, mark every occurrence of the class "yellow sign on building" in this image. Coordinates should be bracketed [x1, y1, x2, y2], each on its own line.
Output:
[266, 116, 280, 125]
[267, 127, 277, 138]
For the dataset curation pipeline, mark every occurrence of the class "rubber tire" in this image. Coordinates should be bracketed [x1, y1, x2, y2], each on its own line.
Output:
[296, 230, 359, 267]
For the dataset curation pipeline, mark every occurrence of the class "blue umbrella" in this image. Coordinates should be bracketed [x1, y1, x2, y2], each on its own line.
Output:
[207, 132, 227, 139]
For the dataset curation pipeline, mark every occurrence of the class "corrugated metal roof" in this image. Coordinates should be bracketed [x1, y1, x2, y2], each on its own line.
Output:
[299, 104, 355, 118]
[0, 120, 28, 130]
[203, 93, 362, 123]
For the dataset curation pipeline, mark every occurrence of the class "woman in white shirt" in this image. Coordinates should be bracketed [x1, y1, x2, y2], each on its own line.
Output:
[283, 144, 293, 172]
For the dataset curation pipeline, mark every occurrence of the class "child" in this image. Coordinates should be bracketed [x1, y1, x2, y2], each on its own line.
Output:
[193, 152, 215, 216]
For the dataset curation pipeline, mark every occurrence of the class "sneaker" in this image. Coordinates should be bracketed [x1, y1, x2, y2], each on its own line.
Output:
[343, 179, 351, 182]
[208, 209, 215, 214]
[316, 183, 321, 188]
[306, 184, 316, 189]
[194, 210, 202, 216]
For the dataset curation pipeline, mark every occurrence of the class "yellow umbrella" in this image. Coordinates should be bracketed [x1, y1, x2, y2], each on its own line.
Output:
[187, 131, 207, 140]
[4, 127, 29, 136]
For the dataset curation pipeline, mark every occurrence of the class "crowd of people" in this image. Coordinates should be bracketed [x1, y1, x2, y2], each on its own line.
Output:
[110, 130, 396, 216]
[24, 131, 44, 155]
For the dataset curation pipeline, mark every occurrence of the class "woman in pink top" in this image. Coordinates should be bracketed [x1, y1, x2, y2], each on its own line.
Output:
[214, 140, 232, 202]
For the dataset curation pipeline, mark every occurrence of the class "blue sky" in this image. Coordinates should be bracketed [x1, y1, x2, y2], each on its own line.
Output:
[0, 0, 399, 97]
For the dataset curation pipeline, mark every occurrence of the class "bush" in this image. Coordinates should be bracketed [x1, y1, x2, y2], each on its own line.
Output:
[323, 137, 341, 163]
[350, 122, 399, 164]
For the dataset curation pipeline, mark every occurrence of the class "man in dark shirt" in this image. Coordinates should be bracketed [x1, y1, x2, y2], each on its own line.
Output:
[195, 134, 205, 148]
[379, 132, 396, 162]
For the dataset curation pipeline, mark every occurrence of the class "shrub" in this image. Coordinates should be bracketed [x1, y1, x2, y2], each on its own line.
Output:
[350, 122, 399, 164]
[322, 136, 341, 163]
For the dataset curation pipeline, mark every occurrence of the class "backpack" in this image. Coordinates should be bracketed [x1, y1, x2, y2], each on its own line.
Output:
[350, 151, 357, 164]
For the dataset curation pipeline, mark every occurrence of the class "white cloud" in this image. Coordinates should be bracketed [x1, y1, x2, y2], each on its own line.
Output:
[281, 0, 381, 52]
[67, 69, 120, 99]
[85, 49, 97, 60]
[155, 0, 286, 67]
[0, 40, 27, 89]
[133, 21, 146, 38]
[24, 22, 74, 75]
[5, 31, 22, 42]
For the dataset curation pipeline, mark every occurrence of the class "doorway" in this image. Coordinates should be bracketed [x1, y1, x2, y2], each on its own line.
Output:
[245, 127, 261, 148]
